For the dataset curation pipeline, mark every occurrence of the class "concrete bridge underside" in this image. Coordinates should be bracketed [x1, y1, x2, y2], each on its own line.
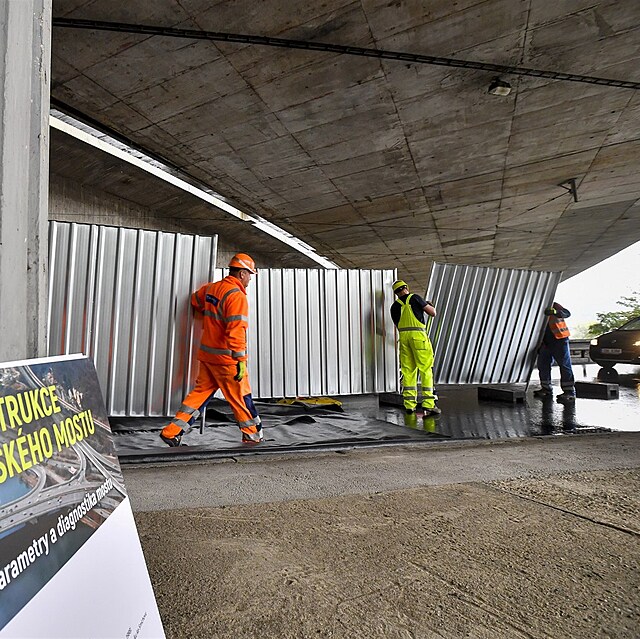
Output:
[3, 1, 640, 362]
[48, 0, 640, 289]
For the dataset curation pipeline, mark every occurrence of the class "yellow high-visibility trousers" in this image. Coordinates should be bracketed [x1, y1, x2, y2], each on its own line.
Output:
[399, 333, 436, 410]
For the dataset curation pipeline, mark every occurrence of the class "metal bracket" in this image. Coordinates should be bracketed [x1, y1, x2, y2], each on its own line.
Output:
[559, 178, 579, 202]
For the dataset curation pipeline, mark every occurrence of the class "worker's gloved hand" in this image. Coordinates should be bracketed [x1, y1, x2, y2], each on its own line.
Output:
[543, 307, 557, 316]
[234, 360, 246, 381]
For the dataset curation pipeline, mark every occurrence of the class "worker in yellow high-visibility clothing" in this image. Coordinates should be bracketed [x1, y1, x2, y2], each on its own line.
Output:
[390, 280, 441, 416]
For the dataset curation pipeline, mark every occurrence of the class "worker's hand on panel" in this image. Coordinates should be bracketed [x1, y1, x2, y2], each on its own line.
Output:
[544, 307, 557, 316]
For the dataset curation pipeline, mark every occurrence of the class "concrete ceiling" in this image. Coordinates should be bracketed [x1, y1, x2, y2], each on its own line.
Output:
[50, 0, 640, 289]
[49, 126, 324, 268]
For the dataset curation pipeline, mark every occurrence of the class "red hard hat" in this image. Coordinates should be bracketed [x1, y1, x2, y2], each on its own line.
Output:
[228, 253, 257, 274]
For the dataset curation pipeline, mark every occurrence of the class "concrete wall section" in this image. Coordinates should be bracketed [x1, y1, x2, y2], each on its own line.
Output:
[50, 175, 278, 270]
[0, 0, 51, 361]
[215, 245, 275, 270]
[50, 174, 185, 233]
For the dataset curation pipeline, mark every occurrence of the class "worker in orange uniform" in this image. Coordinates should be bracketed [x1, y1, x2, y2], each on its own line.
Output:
[160, 253, 263, 446]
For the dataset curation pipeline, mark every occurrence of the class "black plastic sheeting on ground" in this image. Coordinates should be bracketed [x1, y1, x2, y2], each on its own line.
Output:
[110, 370, 640, 464]
[110, 399, 452, 463]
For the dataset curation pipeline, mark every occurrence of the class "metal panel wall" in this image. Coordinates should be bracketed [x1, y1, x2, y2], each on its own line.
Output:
[48, 222, 217, 416]
[425, 263, 561, 384]
[214, 267, 399, 400]
[48, 222, 397, 416]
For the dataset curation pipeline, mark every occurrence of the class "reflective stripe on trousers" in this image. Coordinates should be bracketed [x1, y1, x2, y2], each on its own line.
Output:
[161, 362, 262, 440]
[399, 332, 437, 410]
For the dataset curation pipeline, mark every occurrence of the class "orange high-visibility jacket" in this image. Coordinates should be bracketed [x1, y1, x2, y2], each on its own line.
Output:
[192, 275, 249, 365]
[548, 303, 570, 340]
[548, 316, 570, 339]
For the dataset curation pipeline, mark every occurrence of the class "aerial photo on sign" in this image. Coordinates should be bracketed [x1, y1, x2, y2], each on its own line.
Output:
[0, 356, 126, 630]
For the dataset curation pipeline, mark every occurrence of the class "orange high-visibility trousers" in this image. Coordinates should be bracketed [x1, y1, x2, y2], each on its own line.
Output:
[161, 362, 262, 442]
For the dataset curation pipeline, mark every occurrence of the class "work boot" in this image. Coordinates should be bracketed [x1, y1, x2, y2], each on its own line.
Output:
[556, 393, 576, 405]
[422, 406, 442, 417]
[242, 430, 264, 444]
[533, 388, 553, 398]
[405, 408, 415, 415]
[160, 429, 183, 447]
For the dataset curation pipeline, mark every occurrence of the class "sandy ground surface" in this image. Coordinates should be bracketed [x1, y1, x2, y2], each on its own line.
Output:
[130, 436, 640, 638]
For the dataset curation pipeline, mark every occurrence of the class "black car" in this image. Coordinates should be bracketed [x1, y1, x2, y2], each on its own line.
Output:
[589, 316, 640, 369]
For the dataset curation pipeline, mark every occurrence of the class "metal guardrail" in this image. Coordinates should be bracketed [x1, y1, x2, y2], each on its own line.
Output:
[569, 339, 592, 365]
[569, 339, 594, 376]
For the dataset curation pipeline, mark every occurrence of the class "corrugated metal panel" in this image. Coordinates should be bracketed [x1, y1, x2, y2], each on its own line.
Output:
[425, 263, 561, 384]
[236, 268, 399, 399]
[48, 222, 217, 416]
[49, 225, 397, 416]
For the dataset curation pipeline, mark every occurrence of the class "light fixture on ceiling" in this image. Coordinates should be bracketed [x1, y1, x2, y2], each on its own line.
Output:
[488, 77, 512, 96]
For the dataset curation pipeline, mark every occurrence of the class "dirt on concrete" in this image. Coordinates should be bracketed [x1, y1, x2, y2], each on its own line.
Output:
[135, 467, 640, 639]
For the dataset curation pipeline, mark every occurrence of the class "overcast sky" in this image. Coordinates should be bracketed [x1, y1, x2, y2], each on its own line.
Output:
[556, 240, 640, 329]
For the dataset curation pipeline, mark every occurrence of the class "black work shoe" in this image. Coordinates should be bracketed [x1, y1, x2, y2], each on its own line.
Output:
[423, 407, 442, 417]
[405, 408, 415, 415]
[556, 393, 576, 405]
[160, 429, 183, 447]
[533, 388, 553, 398]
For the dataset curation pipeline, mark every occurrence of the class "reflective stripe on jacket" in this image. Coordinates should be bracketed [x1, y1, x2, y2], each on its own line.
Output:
[397, 294, 426, 335]
[548, 316, 570, 340]
[192, 275, 249, 364]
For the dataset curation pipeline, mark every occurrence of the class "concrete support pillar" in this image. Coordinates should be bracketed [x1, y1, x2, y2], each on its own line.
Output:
[0, 0, 51, 361]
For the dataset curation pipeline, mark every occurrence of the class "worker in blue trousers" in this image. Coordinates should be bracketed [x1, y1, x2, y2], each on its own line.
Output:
[533, 302, 576, 404]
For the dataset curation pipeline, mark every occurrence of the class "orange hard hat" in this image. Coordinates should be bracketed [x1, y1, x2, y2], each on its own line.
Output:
[228, 253, 257, 274]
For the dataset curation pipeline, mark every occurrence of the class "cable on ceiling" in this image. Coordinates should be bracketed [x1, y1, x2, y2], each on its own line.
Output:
[52, 18, 640, 90]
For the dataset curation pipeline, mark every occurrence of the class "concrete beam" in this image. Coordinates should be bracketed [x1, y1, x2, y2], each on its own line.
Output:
[0, 0, 51, 361]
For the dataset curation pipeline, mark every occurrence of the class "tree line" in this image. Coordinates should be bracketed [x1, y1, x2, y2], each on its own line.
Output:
[586, 291, 640, 336]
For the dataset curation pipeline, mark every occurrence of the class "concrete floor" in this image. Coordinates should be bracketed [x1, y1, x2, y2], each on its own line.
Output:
[119, 365, 640, 637]
[123, 431, 640, 512]
[124, 433, 640, 638]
